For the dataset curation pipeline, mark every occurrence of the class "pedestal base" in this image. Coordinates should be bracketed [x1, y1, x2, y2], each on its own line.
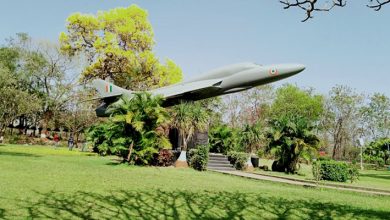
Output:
[175, 160, 188, 168]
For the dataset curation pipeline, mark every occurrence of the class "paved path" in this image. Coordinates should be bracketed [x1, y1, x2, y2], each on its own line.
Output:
[215, 170, 390, 196]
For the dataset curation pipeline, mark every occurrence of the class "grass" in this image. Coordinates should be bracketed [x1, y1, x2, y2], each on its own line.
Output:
[0, 144, 389, 219]
[256, 159, 390, 191]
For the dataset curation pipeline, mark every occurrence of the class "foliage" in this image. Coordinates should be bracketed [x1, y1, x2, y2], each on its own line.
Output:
[270, 84, 324, 123]
[60, 5, 182, 89]
[208, 124, 238, 154]
[152, 149, 174, 167]
[348, 164, 360, 183]
[267, 116, 320, 173]
[220, 85, 274, 128]
[87, 92, 171, 164]
[0, 47, 19, 72]
[321, 85, 364, 159]
[227, 151, 249, 170]
[0, 66, 41, 134]
[171, 101, 210, 151]
[360, 93, 390, 139]
[12, 34, 77, 130]
[312, 160, 359, 183]
[188, 145, 209, 171]
[239, 123, 263, 154]
[312, 162, 322, 183]
[0, 33, 82, 138]
[86, 122, 113, 155]
[60, 89, 98, 144]
[198, 97, 224, 127]
[364, 138, 390, 167]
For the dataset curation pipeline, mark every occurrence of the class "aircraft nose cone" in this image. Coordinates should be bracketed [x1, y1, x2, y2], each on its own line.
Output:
[292, 64, 305, 73]
[292, 64, 305, 72]
[275, 64, 306, 76]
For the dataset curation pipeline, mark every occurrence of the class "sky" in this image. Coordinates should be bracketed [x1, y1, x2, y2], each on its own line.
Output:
[1, 0, 389, 96]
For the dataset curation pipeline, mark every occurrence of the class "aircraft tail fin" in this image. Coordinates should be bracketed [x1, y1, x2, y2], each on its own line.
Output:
[92, 79, 127, 98]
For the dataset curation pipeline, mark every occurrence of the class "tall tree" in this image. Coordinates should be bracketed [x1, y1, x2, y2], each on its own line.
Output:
[238, 85, 274, 126]
[360, 93, 390, 139]
[321, 85, 364, 159]
[59, 5, 183, 90]
[220, 86, 274, 128]
[0, 66, 41, 135]
[270, 84, 324, 123]
[5, 33, 78, 136]
[59, 88, 98, 145]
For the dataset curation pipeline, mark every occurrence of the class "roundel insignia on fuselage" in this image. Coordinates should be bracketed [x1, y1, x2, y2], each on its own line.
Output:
[269, 68, 278, 76]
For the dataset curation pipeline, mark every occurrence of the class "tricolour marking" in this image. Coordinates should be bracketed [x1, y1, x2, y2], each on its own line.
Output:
[269, 68, 278, 76]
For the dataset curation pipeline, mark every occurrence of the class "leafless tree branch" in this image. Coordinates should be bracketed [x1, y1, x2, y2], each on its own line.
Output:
[367, 0, 390, 11]
[280, 0, 346, 22]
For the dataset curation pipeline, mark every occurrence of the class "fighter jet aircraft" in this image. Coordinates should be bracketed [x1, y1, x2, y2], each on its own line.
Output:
[92, 62, 305, 117]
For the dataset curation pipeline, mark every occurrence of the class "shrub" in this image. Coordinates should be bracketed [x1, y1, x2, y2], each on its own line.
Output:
[363, 155, 385, 168]
[348, 165, 360, 183]
[188, 145, 209, 171]
[313, 160, 359, 182]
[312, 161, 322, 183]
[227, 151, 237, 164]
[259, 165, 269, 171]
[227, 151, 248, 170]
[153, 149, 174, 166]
[6, 135, 34, 145]
[318, 156, 332, 161]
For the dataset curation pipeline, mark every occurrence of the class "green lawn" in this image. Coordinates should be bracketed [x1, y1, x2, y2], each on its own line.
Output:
[256, 159, 390, 191]
[0, 145, 389, 219]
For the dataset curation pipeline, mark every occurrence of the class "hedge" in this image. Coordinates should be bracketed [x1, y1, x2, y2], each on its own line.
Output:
[313, 160, 359, 183]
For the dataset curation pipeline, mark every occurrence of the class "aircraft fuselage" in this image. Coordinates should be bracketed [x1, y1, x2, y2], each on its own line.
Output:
[93, 63, 305, 117]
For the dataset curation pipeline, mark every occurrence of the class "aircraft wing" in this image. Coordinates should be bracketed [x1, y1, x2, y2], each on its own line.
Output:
[151, 79, 223, 105]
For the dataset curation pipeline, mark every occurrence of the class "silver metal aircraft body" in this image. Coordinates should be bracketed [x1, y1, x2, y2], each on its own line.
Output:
[92, 62, 305, 117]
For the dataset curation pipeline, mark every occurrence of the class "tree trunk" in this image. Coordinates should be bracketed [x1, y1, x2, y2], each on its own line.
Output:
[182, 132, 187, 151]
[288, 156, 300, 173]
[127, 142, 134, 164]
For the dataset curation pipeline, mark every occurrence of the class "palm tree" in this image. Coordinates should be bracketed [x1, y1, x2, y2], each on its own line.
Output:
[209, 124, 238, 154]
[267, 116, 320, 173]
[104, 92, 171, 164]
[171, 101, 210, 167]
[239, 123, 262, 154]
[239, 123, 262, 170]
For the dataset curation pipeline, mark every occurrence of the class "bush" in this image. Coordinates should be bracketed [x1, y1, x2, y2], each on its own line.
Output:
[188, 145, 209, 171]
[318, 156, 332, 161]
[271, 160, 285, 172]
[227, 151, 248, 170]
[364, 155, 385, 168]
[259, 165, 269, 171]
[313, 160, 359, 182]
[348, 165, 359, 183]
[152, 149, 174, 166]
[6, 135, 21, 144]
[312, 161, 322, 182]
